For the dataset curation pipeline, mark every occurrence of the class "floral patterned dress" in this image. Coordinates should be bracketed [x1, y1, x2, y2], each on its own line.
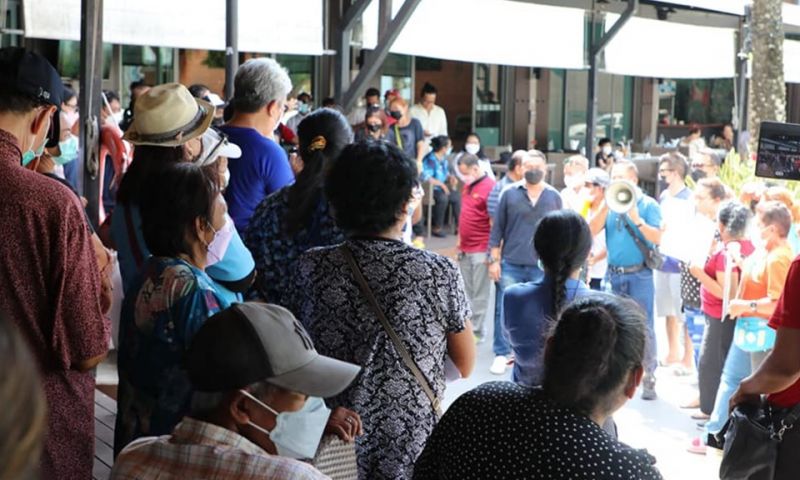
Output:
[245, 186, 345, 306]
[114, 256, 229, 455]
[289, 238, 471, 479]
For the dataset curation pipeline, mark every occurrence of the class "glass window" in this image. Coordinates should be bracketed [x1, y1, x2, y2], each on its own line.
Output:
[121, 46, 175, 105]
[57, 41, 113, 80]
[474, 63, 502, 146]
[547, 70, 565, 151]
[673, 79, 734, 125]
[380, 53, 412, 104]
[1, 0, 22, 48]
[275, 54, 314, 98]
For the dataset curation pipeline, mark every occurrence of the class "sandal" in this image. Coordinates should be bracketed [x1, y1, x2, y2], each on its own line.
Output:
[691, 412, 711, 420]
[687, 437, 707, 455]
[680, 398, 700, 409]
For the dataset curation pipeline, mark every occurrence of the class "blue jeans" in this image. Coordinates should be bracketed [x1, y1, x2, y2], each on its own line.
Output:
[609, 268, 657, 376]
[493, 261, 543, 356]
[705, 343, 751, 437]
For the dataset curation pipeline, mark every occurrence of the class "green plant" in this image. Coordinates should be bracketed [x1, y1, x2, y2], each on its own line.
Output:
[718, 149, 800, 200]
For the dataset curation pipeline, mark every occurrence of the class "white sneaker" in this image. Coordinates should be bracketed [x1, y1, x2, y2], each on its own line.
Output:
[490, 355, 508, 375]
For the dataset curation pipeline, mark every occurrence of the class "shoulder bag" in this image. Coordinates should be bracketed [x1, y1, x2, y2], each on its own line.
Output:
[310, 435, 358, 480]
[621, 218, 665, 271]
[717, 401, 800, 480]
[340, 245, 443, 417]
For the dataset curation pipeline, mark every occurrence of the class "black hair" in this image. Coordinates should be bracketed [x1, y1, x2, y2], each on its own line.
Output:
[465, 132, 488, 159]
[718, 202, 751, 239]
[103, 89, 120, 104]
[140, 162, 219, 258]
[325, 141, 417, 234]
[0, 87, 49, 113]
[542, 293, 647, 416]
[421, 82, 437, 96]
[188, 84, 211, 98]
[297, 92, 312, 103]
[534, 210, 593, 314]
[598, 137, 612, 147]
[62, 86, 77, 105]
[284, 108, 353, 235]
[321, 97, 337, 108]
[504, 151, 521, 171]
[365, 87, 380, 99]
[430, 135, 450, 152]
[117, 145, 184, 206]
[130, 80, 149, 93]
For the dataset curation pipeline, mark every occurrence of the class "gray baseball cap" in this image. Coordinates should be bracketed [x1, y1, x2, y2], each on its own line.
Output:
[585, 167, 610, 188]
[186, 303, 360, 397]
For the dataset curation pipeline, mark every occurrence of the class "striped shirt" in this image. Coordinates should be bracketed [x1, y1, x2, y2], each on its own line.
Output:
[111, 417, 329, 479]
[486, 174, 515, 220]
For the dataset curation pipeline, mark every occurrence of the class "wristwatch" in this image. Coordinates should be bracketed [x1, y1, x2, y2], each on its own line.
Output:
[750, 300, 758, 312]
[488, 256, 499, 264]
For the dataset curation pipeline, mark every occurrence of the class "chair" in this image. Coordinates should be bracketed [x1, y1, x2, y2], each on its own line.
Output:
[421, 179, 436, 238]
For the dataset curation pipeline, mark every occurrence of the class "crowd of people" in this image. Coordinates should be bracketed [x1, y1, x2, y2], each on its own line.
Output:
[2, 46, 800, 480]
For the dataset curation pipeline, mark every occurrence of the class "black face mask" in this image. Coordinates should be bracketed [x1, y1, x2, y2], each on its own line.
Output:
[524, 169, 544, 185]
[658, 176, 669, 191]
[690, 169, 706, 182]
[389, 110, 403, 120]
[367, 123, 382, 132]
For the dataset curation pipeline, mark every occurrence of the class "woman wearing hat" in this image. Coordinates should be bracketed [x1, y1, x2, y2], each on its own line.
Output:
[245, 108, 351, 306]
[111, 83, 255, 306]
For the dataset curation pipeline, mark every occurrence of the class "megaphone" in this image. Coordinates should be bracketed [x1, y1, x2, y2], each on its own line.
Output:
[605, 180, 638, 214]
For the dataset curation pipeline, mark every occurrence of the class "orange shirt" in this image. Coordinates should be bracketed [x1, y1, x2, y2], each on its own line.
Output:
[740, 244, 794, 318]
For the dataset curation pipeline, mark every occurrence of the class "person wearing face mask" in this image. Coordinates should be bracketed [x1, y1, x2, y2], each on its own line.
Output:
[559, 154, 589, 212]
[387, 96, 426, 167]
[595, 137, 615, 171]
[114, 162, 232, 455]
[113, 83, 254, 307]
[286, 91, 313, 135]
[112, 302, 362, 479]
[246, 108, 351, 307]
[347, 87, 381, 127]
[0, 47, 111, 480]
[696, 202, 793, 455]
[488, 150, 562, 375]
[655, 152, 695, 374]
[221, 58, 295, 234]
[589, 160, 663, 400]
[421, 135, 460, 237]
[584, 168, 610, 290]
[453, 132, 495, 182]
[689, 148, 721, 182]
[354, 105, 389, 142]
[456, 153, 496, 343]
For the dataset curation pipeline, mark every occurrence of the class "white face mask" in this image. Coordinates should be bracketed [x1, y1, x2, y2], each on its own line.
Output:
[112, 110, 124, 125]
[465, 143, 480, 155]
[601, 146, 612, 156]
[564, 173, 585, 190]
[221, 168, 231, 190]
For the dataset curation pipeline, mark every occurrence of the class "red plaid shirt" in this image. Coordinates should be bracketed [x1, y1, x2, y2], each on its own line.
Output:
[111, 417, 329, 479]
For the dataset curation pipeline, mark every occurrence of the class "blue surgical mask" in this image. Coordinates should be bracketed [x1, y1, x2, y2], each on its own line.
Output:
[22, 138, 48, 167]
[53, 135, 79, 165]
[298, 103, 310, 114]
[240, 390, 331, 459]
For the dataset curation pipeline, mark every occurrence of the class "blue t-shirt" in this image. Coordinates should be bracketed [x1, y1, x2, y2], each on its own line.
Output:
[605, 191, 662, 267]
[219, 125, 294, 233]
[504, 275, 590, 387]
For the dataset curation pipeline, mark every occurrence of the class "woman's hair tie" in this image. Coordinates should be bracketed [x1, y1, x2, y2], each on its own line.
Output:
[309, 136, 327, 151]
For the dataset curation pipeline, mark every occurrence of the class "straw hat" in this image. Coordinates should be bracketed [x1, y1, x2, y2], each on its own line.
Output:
[123, 83, 214, 146]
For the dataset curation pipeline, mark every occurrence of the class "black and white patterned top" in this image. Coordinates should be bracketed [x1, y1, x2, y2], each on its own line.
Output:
[414, 382, 663, 480]
[289, 238, 471, 480]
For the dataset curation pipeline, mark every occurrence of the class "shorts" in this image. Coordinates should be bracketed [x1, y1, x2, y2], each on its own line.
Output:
[654, 270, 683, 318]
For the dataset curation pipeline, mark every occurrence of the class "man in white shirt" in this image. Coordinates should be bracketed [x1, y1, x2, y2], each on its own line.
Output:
[560, 155, 590, 213]
[410, 82, 448, 146]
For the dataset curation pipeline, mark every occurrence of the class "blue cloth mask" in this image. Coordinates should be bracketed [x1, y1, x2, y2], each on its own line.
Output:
[54, 134, 79, 165]
[240, 390, 331, 459]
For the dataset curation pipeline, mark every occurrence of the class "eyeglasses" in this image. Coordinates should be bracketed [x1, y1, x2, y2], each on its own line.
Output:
[692, 163, 715, 169]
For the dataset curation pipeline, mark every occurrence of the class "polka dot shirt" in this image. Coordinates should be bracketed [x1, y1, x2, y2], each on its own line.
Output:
[413, 382, 663, 479]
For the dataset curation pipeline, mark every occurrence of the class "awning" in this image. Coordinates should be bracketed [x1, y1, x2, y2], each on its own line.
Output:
[603, 14, 736, 79]
[651, 0, 746, 16]
[361, 0, 586, 70]
[23, 0, 324, 55]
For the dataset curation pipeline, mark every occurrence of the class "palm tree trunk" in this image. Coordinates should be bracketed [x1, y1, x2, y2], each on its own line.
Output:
[748, 0, 786, 147]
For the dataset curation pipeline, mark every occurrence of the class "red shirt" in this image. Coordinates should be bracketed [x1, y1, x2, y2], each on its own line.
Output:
[767, 255, 800, 408]
[701, 240, 755, 318]
[0, 129, 109, 479]
[459, 175, 495, 253]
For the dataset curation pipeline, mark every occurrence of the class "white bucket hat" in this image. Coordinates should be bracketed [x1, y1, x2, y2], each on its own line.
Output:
[123, 83, 215, 146]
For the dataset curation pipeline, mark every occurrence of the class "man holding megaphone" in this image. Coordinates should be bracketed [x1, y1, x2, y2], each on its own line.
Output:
[589, 160, 663, 400]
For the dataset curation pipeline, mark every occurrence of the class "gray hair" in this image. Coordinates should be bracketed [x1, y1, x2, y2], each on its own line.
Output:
[190, 380, 279, 417]
[232, 58, 293, 113]
[457, 152, 480, 168]
[718, 201, 751, 239]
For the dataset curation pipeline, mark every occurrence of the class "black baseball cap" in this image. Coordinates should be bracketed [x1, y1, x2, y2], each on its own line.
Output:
[0, 47, 63, 107]
[186, 303, 361, 397]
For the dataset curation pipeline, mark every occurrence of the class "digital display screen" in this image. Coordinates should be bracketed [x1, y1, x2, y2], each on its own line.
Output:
[756, 121, 800, 181]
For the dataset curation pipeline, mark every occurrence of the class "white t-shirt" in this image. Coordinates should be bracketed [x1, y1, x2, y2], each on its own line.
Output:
[590, 229, 608, 280]
[659, 187, 696, 261]
[410, 103, 448, 145]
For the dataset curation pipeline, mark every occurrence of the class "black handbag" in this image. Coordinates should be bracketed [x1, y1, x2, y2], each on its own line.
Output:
[717, 401, 800, 480]
[621, 218, 664, 270]
[679, 260, 702, 310]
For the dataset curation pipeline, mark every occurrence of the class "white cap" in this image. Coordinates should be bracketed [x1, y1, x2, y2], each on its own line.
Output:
[195, 128, 241, 167]
[205, 92, 227, 107]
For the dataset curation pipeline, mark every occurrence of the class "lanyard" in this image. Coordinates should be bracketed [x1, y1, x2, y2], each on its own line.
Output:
[394, 125, 403, 149]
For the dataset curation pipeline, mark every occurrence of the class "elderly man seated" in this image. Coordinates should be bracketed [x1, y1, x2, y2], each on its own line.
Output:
[111, 303, 361, 479]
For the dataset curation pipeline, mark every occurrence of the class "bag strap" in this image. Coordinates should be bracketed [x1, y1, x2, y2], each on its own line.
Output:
[340, 244, 443, 417]
[781, 402, 800, 429]
[621, 218, 654, 258]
